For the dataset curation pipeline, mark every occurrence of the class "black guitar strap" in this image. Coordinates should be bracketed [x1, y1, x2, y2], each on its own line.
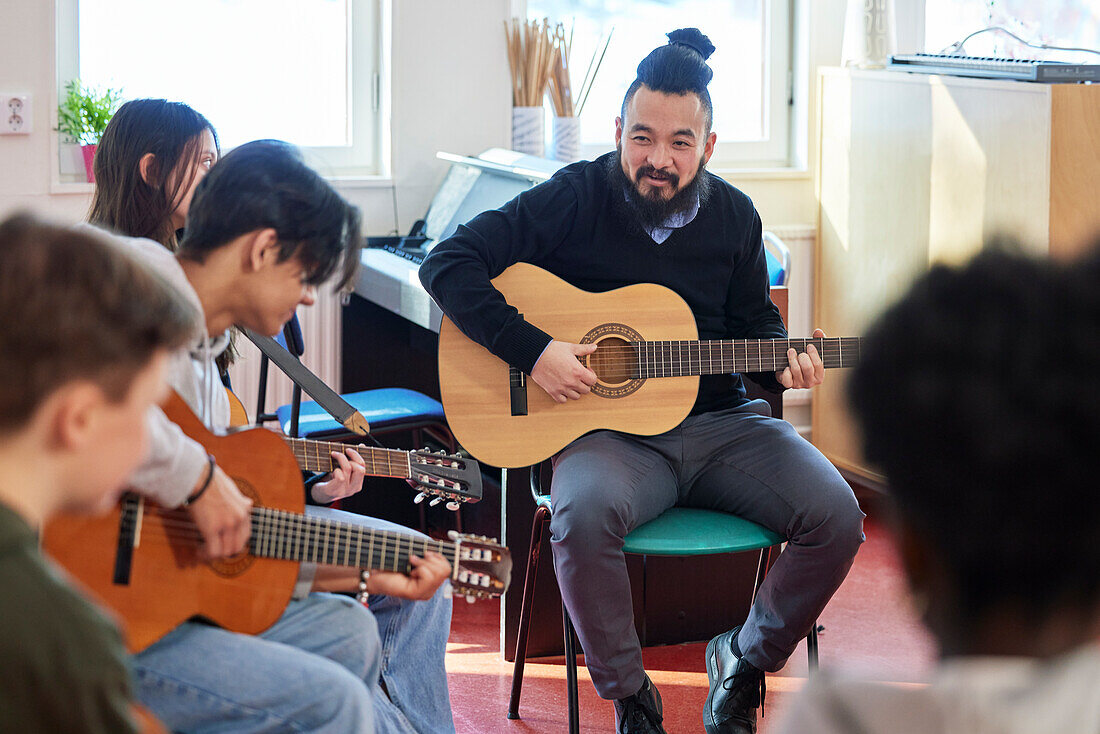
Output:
[242, 328, 370, 436]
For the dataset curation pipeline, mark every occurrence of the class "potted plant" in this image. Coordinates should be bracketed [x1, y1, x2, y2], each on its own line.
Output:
[57, 80, 123, 183]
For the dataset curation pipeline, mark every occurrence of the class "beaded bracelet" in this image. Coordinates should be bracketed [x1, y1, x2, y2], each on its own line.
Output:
[182, 454, 217, 507]
[356, 569, 372, 605]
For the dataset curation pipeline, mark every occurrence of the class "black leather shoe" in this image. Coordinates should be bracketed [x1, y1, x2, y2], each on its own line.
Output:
[704, 626, 765, 734]
[614, 675, 667, 734]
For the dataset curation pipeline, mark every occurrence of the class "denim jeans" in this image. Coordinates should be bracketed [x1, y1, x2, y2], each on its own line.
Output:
[549, 400, 866, 699]
[133, 510, 454, 733]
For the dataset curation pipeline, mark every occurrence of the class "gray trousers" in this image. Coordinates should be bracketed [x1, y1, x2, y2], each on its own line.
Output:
[549, 399, 865, 700]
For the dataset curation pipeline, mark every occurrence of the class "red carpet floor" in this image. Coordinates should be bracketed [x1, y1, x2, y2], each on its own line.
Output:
[445, 515, 937, 733]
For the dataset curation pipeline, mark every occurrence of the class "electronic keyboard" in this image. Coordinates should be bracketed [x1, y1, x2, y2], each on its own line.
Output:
[887, 53, 1100, 83]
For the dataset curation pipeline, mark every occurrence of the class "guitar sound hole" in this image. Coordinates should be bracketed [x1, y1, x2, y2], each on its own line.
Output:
[588, 337, 635, 385]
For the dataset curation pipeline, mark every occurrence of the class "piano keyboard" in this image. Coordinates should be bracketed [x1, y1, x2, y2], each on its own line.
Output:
[887, 53, 1100, 83]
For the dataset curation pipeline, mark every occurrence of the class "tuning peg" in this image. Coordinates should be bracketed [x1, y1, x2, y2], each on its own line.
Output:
[448, 530, 459, 540]
[446, 501, 460, 511]
[413, 492, 427, 504]
[429, 496, 443, 507]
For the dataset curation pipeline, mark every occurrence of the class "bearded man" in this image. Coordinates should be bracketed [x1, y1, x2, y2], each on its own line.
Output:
[421, 29, 864, 734]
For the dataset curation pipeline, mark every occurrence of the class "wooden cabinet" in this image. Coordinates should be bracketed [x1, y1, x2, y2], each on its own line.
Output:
[813, 68, 1100, 485]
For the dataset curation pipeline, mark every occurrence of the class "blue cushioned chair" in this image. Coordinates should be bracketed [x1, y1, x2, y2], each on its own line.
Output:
[763, 230, 791, 287]
[255, 314, 454, 454]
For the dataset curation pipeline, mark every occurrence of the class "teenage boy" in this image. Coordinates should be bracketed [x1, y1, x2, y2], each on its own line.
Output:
[0, 213, 197, 732]
[108, 140, 454, 733]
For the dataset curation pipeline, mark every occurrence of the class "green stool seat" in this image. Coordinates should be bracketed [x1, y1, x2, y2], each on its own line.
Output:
[623, 507, 783, 556]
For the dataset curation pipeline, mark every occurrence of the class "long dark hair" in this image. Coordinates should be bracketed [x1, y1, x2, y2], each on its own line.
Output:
[89, 99, 219, 251]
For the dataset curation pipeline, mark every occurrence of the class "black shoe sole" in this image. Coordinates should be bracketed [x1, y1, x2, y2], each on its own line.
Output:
[703, 635, 721, 734]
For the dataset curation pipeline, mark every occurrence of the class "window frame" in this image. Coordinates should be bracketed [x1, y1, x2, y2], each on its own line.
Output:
[55, 0, 385, 178]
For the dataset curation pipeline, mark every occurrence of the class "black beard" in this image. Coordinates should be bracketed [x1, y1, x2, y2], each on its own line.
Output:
[606, 148, 712, 231]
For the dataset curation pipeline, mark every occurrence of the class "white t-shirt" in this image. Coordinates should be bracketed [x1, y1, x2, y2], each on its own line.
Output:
[778, 642, 1100, 734]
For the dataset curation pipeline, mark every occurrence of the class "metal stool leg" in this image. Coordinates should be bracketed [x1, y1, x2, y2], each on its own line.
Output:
[508, 505, 550, 719]
[807, 621, 820, 672]
[563, 604, 580, 734]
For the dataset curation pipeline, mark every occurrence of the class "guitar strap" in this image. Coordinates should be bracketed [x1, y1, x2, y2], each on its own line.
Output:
[242, 328, 370, 436]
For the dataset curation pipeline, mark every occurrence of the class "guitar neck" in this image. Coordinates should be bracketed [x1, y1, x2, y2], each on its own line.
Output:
[283, 437, 411, 478]
[631, 337, 862, 377]
[250, 507, 456, 572]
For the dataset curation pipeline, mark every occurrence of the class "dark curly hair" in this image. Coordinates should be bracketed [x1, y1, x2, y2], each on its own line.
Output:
[622, 28, 716, 132]
[848, 239, 1100, 626]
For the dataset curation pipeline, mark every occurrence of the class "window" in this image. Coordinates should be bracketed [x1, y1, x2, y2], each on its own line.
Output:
[57, 0, 383, 176]
[924, 0, 1100, 62]
[526, 0, 793, 168]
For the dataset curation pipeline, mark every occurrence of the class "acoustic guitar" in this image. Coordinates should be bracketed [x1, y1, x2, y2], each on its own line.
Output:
[42, 392, 511, 653]
[225, 386, 482, 507]
[438, 263, 862, 468]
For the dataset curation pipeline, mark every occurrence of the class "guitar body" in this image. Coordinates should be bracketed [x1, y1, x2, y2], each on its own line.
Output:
[42, 393, 303, 652]
[438, 263, 701, 468]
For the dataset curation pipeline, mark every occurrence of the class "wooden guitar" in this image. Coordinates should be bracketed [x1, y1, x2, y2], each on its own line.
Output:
[438, 263, 863, 468]
[41, 392, 511, 653]
[225, 386, 482, 507]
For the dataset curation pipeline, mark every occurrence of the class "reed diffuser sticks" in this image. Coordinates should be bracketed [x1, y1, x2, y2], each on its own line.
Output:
[504, 18, 557, 107]
[506, 18, 613, 116]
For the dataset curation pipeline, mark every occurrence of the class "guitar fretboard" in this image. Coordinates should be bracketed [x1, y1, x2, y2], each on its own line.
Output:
[250, 506, 456, 571]
[283, 437, 412, 477]
[628, 337, 861, 378]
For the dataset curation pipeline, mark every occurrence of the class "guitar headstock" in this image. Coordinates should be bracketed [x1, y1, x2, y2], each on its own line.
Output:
[409, 449, 483, 508]
[449, 532, 512, 600]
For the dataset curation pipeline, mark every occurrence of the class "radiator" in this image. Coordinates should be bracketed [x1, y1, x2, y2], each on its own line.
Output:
[226, 290, 343, 426]
[769, 225, 816, 439]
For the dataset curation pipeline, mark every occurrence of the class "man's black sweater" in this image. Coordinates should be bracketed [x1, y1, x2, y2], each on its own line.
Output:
[419, 153, 785, 415]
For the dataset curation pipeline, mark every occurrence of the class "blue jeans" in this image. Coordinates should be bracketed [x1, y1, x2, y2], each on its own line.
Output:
[549, 400, 865, 699]
[134, 510, 454, 734]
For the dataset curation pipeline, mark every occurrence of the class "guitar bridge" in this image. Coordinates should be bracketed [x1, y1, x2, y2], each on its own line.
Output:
[508, 366, 528, 417]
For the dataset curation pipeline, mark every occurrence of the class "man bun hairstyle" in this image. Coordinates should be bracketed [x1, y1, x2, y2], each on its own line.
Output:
[622, 28, 716, 132]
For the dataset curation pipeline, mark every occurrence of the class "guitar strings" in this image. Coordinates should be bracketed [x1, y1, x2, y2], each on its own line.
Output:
[582, 338, 858, 357]
[575, 338, 860, 370]
[119, 511, 462, 564]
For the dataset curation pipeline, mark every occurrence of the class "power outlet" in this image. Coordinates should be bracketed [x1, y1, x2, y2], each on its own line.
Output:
[0, 95, 32, 135]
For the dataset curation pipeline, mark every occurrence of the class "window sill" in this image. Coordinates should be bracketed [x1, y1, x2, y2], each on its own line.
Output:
[326, 176, 394, 189]
[712, 167, 811, 181]
[50, 181, 94, 195]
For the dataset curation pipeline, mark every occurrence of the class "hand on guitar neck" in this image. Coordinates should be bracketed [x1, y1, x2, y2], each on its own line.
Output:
[309, 444, 369, 504]
[776, 328, 828, 390]
[225, 386, 370, 506]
